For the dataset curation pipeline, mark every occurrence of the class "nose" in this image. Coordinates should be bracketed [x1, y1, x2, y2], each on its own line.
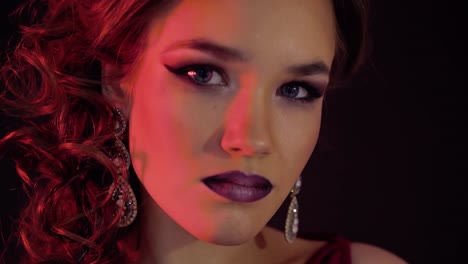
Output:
[221, 87, 273, 158]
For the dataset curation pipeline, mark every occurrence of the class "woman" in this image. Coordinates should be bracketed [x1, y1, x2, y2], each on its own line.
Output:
[0, 0, 407, 263]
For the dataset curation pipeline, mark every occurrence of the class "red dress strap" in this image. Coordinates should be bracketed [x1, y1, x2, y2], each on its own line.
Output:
[306, 235, 352, 264]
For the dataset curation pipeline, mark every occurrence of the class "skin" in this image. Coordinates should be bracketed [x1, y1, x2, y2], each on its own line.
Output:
[104, 0, 408, 263]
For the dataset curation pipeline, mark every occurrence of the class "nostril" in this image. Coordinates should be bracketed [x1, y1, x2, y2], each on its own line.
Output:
[230, 147, 242, 152]
[221, 123, 273, 157]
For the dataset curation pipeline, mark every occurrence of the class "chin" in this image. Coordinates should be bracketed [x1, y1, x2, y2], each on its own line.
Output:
[192, 216, 264, 246]
[202, 229, 255, 246]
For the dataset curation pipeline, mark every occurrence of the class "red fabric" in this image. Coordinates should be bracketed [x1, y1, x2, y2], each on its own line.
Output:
[306, 235, 352, 264]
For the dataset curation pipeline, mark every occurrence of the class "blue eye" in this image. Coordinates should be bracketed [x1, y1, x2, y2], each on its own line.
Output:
[166, 64, 227, 86]
[277, 81, 323, 103]
[165, 64, 323, 104]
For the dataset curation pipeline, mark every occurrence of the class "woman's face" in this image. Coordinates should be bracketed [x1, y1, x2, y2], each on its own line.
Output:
[123, 0, 336, 245]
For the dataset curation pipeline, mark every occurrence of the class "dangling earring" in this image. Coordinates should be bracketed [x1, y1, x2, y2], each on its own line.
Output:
[285, 176, 301, 243]
[109, 108, 138, 228]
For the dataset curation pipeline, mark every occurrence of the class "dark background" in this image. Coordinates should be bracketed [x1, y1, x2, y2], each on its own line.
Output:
[1, 1, 466, 263]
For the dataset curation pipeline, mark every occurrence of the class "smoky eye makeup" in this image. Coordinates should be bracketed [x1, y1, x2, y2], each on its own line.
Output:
[164, 62, 326, 104]
[164, 63, 229, 87]
[277, 80, 326, 104]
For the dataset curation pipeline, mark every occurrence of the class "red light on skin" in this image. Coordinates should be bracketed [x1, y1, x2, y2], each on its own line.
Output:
[123, 0, 333, 250]
[222, 73, 273, 158]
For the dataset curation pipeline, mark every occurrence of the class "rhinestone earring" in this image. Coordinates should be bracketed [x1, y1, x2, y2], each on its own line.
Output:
[285, 176, 301, 243]
[109, 109, 137, 228]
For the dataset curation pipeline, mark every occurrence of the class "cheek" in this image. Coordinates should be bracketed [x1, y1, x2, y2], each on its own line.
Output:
[127, 63, 221, 186]
[127, 67, 199, 183]
[276, 102, 323, 177]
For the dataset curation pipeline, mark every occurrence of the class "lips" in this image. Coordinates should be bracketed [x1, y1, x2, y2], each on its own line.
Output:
[202, 170, 272, 203]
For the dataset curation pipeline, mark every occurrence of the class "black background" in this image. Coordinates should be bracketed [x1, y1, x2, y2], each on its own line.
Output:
[1, 1, 466, 263]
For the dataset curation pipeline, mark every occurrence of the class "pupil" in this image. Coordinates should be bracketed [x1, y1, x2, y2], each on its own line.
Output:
[282, 85, 298, 97]
[194, 68, 212, 82]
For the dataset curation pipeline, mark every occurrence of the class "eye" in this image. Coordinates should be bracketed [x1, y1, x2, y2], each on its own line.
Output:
[166, 64, 227, 86]
[277, 81, 323, 103]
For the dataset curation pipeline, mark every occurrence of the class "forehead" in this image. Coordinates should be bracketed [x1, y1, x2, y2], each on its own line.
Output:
[147, 0, 337, 67]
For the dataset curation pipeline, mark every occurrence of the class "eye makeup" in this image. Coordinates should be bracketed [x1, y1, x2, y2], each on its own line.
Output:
[277, 80, 325, 104]
[164, 64, 228, 86]
[164, 62, 326, 104]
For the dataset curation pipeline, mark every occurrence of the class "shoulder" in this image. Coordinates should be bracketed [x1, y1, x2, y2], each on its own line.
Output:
[350, 242, 408, 264]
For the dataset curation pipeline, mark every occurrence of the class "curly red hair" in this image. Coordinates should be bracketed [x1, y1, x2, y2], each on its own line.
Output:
[0, 0, 368, 263]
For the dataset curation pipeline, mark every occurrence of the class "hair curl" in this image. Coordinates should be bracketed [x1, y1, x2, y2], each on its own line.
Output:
[0, 0, 368, 263]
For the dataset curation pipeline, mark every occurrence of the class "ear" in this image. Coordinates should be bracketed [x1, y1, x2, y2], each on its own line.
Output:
[101, 62, 131, 117]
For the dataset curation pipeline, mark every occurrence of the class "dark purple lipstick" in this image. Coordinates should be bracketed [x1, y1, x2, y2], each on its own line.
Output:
[202, 170, 272, 202]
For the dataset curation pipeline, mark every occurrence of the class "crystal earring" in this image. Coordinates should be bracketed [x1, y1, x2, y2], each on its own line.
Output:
[285, 176, 301, 243]
[109, 108, 137, 228]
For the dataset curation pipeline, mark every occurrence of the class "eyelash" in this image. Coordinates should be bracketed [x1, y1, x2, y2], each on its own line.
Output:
[165, 64, 323, 103]
[278, 81, 323, 103]
[167, 64, 228, 86]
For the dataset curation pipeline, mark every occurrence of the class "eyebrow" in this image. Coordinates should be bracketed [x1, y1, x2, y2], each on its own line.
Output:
[287, 62, 330, 76]
[164, 38, 250, 61]
[164, 38, 330, 76]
